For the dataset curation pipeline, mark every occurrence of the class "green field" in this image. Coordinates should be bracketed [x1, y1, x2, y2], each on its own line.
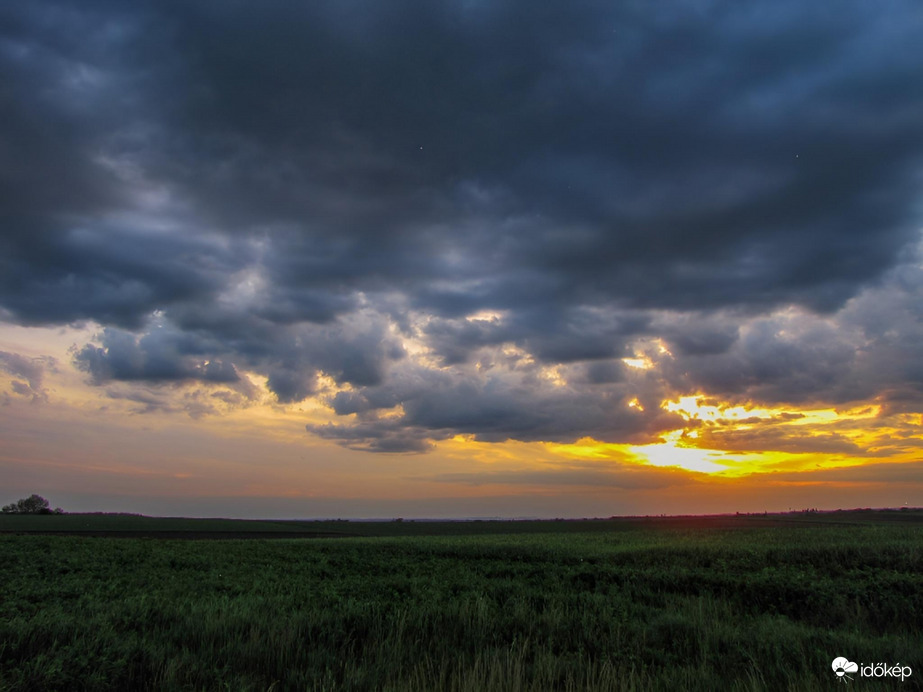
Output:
[1, 511, 921, 691]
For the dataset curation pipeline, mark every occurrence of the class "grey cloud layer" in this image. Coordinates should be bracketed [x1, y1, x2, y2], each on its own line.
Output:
[2, 1, 923, 449]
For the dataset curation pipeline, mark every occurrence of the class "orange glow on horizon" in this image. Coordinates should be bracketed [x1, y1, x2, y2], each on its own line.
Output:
[1, 323, 921, 518]
[545, 396, 905, 478]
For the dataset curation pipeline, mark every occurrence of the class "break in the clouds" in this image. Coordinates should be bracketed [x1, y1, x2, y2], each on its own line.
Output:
[2, 1, 923, 451]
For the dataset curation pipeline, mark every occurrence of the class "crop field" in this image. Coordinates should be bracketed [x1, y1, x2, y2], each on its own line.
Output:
[1, 511, 922, 691]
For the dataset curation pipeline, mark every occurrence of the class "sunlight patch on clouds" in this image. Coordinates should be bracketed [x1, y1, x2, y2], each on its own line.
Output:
[785, 405, 880, 426]
[500, 343, 535, 364]
[398, 335, 437, 367]
[547, 435, 727, 475]
[545, 438, 637, 463]
[218, 266, 268, 310]
[631, 434, 728, 474]
[545, 421, 891, 479]
[661, 396, 880, 430]
[465, 309, 506, 323]
[540, 365, 568, 387]
[664, 395, 778, 422]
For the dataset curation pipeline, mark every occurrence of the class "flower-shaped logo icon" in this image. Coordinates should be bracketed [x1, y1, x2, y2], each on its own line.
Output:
[832, 657, 858, 682]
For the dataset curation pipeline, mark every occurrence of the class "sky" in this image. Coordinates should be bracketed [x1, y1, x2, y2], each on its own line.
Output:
[1, 0, 922, 518]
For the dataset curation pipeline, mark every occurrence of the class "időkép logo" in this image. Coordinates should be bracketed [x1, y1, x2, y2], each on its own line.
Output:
[832, 657, 912, 683]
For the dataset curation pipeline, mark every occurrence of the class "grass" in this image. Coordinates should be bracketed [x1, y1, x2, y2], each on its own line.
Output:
[1, 511, 921, 691]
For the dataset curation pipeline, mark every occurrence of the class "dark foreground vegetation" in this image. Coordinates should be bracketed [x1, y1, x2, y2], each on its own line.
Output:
[1, 510, 921, 691]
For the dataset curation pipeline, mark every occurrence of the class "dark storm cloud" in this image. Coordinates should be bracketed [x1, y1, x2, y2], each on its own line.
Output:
[2, 227, 250, 328]
[155, 0, 923, 315]
[2, 1, 923, 448]
[659, 313, 862, 405]
[74, 310, 406, 403]
[655, 314, 740, 357]
[309, 354, 685, 452]
[74, 327, 241, 385]
[652, 248, 923, 410]
[421, 307, 648, 366]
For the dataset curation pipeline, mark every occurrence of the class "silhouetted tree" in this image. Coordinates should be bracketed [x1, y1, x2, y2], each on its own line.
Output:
[1, 494, 63, 514]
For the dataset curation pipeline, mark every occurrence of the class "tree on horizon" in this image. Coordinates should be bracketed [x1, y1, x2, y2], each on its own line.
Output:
[1, 494, 63, 515]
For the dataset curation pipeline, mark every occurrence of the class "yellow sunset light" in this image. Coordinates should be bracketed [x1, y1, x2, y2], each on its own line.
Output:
[631, 430, 726, 474]
[664, 395, 776, 422]
[548, 434, 729, 475]
[540, 365, 568, 387]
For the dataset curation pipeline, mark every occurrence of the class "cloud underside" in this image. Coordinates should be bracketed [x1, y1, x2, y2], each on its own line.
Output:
[2, 1, 923, 452]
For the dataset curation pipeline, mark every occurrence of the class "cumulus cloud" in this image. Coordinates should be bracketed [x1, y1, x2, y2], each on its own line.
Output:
[1, 1, 922, 449]
[0, 351, 56, 403]
[74, 326, 242, 385]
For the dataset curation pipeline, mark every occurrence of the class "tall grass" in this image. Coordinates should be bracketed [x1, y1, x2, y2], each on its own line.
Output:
[1, 524, 921, 691]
